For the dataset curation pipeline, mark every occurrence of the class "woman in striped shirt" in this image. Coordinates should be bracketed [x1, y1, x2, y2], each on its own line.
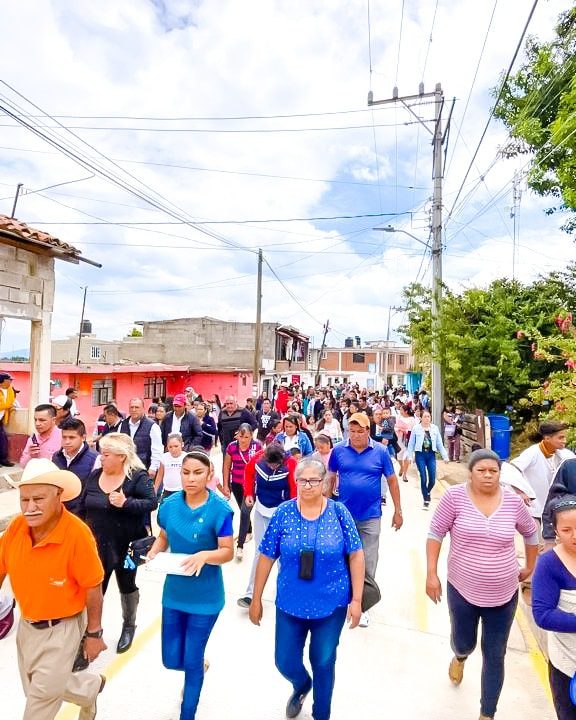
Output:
[426, 449, 538, 720]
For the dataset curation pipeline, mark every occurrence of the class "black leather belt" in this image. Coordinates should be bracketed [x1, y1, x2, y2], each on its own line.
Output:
[27, 618, 63, 629]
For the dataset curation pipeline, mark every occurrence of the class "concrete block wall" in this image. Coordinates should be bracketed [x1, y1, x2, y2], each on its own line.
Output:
[0, 245, 55, 321]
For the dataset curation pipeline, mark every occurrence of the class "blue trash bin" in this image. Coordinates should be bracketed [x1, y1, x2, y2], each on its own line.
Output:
[487, 414, 512, 460]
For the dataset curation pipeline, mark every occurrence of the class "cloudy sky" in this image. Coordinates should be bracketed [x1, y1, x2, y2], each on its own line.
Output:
[0, 0, 572, 355]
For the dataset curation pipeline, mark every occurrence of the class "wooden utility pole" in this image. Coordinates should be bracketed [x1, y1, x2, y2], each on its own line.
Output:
[315, 319, 329, 387]
[75, 287, 87, 366]
[253, 249, 263, 396]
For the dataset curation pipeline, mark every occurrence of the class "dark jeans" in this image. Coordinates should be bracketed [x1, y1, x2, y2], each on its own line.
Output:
[447, 582, 518, 718]
[102, 567, 138, 595]
[0, 422, 8, 463]
[549, 662, 576, 720]
[414, 450, 436, 501]
[162, 607, 219, 720]
[275, 606, 347, 720]
[230, 481, 253, 548]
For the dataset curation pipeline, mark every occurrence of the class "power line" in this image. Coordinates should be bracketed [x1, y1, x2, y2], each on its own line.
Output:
[395, 0, 406, 85]
[0, 144, 431, 191]
[420, 0, 439, 81]
[446, 0, 540, 226]
[0, 118, 433, 133]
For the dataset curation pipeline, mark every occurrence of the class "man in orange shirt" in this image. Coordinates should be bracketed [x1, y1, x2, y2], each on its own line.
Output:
[0, 458, 107, 720]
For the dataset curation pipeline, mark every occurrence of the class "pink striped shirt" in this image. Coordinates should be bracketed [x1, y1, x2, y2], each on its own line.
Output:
[429, 484, 538, 606]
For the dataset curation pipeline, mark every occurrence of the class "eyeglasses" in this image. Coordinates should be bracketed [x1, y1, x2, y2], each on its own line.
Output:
[296, 477, 323, 487]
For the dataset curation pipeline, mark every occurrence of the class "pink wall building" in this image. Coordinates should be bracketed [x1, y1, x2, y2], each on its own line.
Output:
[2, 362, 252, 432]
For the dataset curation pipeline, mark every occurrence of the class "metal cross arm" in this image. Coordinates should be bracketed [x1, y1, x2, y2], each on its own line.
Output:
[373, 225, 431, 251]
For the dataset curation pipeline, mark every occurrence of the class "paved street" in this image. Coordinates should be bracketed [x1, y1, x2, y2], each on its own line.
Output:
[0, 463, 555, 720]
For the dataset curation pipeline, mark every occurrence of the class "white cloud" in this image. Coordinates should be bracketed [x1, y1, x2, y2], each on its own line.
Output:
[0, 0, 573, 355]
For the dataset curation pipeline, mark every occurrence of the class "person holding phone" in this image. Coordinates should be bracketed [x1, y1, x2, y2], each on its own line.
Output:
[19, 404, 62, 467]
[249, 458, 364, 720]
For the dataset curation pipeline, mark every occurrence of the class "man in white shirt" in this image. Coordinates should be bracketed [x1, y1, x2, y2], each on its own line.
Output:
[65, 387, 81, 417]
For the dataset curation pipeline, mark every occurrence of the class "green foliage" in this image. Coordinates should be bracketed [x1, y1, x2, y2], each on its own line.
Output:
[128, 327, 143, 337]
[401, 265, 576, 414]
[494, 7, 576, 231]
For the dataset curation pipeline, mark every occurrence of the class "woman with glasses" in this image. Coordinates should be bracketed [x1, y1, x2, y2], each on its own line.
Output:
[236, 444, 297, 609]
[426, 449, 538, 720]
[249, 458, 365, 720]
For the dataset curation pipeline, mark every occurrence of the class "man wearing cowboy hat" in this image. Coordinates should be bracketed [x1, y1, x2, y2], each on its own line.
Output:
[0, 459, 107, 720]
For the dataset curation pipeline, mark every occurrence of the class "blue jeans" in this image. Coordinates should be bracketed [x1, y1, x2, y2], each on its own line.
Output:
[415, 450, 436, 501]
[161, 607, 219, 720]
[447, 583, 518, 718]
[275, 606, 347, 720]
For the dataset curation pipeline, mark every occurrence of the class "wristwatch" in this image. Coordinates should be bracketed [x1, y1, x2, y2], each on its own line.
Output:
[85, 628, 103, 638]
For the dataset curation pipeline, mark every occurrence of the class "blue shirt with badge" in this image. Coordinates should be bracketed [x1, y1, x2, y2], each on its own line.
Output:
[158, 490, 233, 615]
[328, 439, 395, 521]
[259, 498, 362, 619]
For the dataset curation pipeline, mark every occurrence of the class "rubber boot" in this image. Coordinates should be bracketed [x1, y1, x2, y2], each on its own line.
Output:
[117, 590, 139, 653]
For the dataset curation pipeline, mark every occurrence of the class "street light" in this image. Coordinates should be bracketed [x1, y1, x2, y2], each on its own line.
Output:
[374, 225, 443, 427]
[374, 224, 431, 250]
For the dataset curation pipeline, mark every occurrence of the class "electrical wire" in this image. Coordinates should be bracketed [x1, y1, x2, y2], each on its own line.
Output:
[445, 0, 540, 226]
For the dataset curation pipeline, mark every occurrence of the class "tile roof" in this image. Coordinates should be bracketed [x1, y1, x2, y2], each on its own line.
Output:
[0, 214, 81, 258]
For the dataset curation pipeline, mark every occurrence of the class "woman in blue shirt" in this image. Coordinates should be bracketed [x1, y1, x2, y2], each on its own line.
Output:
[533, 497, 576, 720]
[275, 413, 314, 457]
[407, 409, 449, 509]
[148, 451, 234, 720]
[249, 458, 365, 720]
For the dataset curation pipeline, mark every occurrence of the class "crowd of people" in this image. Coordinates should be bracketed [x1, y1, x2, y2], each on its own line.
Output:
[0, 372, 575, 720]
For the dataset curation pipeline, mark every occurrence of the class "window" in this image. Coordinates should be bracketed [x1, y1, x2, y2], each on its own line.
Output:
[352, 353, 365, 363]
[321, 351, 327, 360]
[144, 376, 167, 399]
[91, 379, 115, 406]
[90, 345, 101, 360]
[399, 354, 405, 366]
[387, 353, 394, 364]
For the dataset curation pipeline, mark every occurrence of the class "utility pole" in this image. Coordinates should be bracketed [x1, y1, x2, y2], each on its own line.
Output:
[253, 249, 263, 397]
[315, 320, 330, 387]
[510, 170, 522, 280]
[369, 82, 451, 427]
[383, 305, 403, 388]
[10, 183, 23, 218]
[75, 286, 87, 366]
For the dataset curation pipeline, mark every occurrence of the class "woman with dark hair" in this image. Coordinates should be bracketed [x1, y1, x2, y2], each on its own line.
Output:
[195, 402, 217, 451]
[155, 403, 167, 424]
[427, 449, 538, 720]
[316, 409, 343, 444]
[236, 443, 297, 609]
[148, 450, 234, 720]
[533, 496, 576, 720]
[275, 414, 313, 457]
[311, 433, 333, 468]
[222, 423, 262, 560]
[512, 421, 574, 523]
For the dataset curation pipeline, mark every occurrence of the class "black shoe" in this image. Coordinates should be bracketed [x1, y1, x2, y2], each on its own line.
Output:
[0, 461, 14, 467]
[381, 497, 387, 505]
[237, 596, 252, 609]
[286, 681, 312, 718]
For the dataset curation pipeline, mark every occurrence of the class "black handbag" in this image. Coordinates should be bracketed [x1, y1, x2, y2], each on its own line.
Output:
[126, 535, 156, 567]
[361, 572, 381, 612]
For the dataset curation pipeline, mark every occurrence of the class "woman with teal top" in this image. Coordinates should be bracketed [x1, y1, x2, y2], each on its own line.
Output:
[148, 450, 234, 720]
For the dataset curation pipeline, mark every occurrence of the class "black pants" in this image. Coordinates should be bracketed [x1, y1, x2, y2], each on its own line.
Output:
[102, 567, 138, 595]
[0, 422, 8, 463]
[230, 481, 253, 548]
[549, 662, 576, 720]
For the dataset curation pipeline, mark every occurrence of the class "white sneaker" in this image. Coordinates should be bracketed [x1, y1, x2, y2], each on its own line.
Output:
[359, 611, 370, 628]
[235, 547, 243, 560]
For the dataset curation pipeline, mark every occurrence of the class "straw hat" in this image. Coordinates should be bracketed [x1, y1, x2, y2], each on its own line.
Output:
[9, 458, 81, 501]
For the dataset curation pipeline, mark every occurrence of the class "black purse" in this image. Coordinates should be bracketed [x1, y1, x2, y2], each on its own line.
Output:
[126, 535, 156, 568]
[361, 572, 381, 612]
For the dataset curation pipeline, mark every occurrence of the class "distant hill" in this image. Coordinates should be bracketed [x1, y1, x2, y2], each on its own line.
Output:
[0, 348, 29, 361]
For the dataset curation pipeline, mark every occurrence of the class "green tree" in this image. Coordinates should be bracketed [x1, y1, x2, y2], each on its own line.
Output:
[401, 266, 576, 412]
[494, 7, 576, 231]
[128, 327, 143, 337]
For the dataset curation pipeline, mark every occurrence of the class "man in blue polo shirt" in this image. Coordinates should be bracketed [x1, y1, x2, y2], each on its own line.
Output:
[327, 412, 403, 627]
